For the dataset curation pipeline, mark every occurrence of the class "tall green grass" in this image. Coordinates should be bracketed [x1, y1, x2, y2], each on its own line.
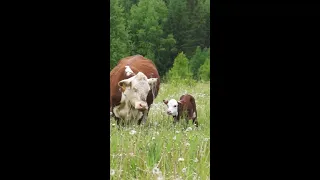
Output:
[110, 82, 210, 180]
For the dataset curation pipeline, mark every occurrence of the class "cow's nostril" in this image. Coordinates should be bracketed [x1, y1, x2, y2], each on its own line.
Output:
[140, 104, 143, 107]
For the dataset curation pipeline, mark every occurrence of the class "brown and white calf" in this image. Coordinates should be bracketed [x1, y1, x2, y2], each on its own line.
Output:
[163, 94, 198, 127]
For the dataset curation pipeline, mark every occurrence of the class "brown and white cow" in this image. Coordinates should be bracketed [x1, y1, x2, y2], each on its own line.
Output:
[163, 94, 198, 127]
[110, 55, 160, 125]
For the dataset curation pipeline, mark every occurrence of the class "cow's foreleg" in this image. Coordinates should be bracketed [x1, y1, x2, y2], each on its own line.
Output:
[192, 118, 198, 127]
[138, 109, 149, 125]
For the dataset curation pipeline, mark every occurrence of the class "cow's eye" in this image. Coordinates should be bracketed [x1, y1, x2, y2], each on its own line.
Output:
[174, 105, 177, 107]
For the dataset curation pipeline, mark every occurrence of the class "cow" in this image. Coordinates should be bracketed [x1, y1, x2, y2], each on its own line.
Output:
[110, 55, 160, 126]
[163, 94, 198, 127]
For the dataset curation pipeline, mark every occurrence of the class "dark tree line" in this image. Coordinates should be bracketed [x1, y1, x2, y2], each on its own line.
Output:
[110, 0, 210, 81]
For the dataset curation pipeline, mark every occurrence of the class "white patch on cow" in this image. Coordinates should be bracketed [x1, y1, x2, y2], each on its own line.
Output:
[192, 112, 196, 118]
[125, 66, 134, 76]
[113, 104, 144, 123]
[166, 99, 178, 116]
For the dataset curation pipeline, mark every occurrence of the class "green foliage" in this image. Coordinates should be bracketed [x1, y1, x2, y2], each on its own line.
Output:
[190, 46, 210, 80]
[128, 0, 168, 59]
[110, 0, 210, 81]
[110, 0, 131, 70]
[198, 58, 210, 81]
[167, 52, 196, 86]
[155, 33, 177, 76]
[165, 0, 189, 52]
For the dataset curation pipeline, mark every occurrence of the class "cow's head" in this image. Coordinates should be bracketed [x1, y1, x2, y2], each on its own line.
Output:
[118, 72, 158, 111]
[163, 99, 184, 116]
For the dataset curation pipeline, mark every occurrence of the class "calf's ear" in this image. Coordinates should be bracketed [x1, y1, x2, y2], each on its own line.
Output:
[163, 100, 168, 105]
[147, 78, 158, 85]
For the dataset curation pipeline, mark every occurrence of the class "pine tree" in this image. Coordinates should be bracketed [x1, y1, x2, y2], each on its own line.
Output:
[110, 0, 131, 70]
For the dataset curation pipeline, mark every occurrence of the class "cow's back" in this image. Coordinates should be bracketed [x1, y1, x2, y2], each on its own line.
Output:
[110, 55, 160, 109]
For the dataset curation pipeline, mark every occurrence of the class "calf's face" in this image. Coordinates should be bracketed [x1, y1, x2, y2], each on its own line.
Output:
[163, 99, 179, 116]
[118, 72, 158, 111]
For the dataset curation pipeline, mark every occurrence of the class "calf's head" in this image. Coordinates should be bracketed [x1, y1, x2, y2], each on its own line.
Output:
[118, 72, 158, 111]
[163, 99, 186, 116]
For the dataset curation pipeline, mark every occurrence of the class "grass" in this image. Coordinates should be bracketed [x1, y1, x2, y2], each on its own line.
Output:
[110, 82, 210, 180]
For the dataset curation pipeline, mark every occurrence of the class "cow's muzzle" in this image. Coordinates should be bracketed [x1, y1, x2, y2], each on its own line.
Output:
[135, 101, 148, 111]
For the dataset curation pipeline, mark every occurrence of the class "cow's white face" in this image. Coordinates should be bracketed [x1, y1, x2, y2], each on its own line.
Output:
[118, 72, 158, 111]
[163, 99, 179, 116]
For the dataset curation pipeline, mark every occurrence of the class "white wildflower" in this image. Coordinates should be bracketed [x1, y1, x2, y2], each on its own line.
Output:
[173, 136, 176, 140]
[194, 157, 199, 163]
[110, 169, 115, 176]
[111, 123, 115, 126]
[175, 130, 180, 134]
[129, 130, 137, 135]
[182, 167, 187, 173]
[185, 142, 190, 147]
[186, 127, 192, 132]
[152, 137, 155, 140]
[152, 166, 160, 175]
[129, 152, 134, 157]
[178, 157, 184, 162]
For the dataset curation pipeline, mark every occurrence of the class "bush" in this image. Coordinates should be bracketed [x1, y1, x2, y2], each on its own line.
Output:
[198, 58, 210, 81]
[189, 46, 210, 80]
[166, 52, 195, 86]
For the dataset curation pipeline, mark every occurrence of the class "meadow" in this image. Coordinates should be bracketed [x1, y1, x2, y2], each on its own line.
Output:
[110, 82, 210, 180]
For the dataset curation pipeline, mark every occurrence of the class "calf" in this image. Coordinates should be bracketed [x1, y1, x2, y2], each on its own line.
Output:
[163, 94, 198, 127]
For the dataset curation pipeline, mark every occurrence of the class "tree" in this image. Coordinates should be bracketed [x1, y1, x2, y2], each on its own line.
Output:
[110, 0, 131, 70]
[128, 0, 176, 76]
[198, 57, 210, 81]
[167, 52, 193, 82]
[164, 0, 189, 53]
[182, 0, 210, 57]
[189, 46, 210, 80]
[155, 33, 177, 76]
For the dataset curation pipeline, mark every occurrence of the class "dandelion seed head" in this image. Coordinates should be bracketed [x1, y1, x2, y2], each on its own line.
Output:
[182, 167, 187, 173]
[129, 130, 137, 135]
[110, 169, 115, 176]
[152, 167, 160, 175]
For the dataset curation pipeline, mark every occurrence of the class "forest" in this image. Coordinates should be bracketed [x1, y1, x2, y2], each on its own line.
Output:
[110, 0, 210, 82]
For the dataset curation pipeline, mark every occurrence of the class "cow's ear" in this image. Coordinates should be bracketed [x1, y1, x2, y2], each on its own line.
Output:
[163, 100, 168, 105]
[118, 79, 132, 91]
[147, 78, 158, 85]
